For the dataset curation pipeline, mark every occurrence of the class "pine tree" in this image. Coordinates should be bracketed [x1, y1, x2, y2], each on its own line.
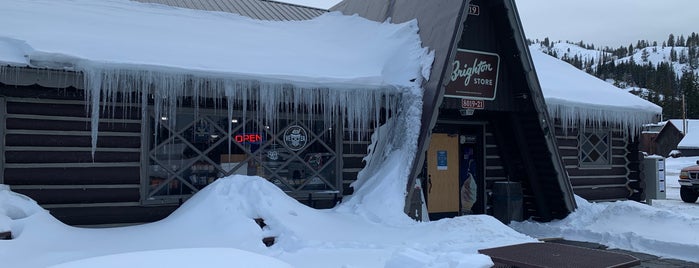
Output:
[668, 34, 676, 47]
[641, 49, 649, 63]
[678, 35, 686, 47]
[680, 71, 699, 118]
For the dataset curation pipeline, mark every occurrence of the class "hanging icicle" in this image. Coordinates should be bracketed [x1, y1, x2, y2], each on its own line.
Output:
[77, 66, 405, 157]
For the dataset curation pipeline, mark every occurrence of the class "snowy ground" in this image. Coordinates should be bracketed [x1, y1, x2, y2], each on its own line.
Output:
[2, 157, 699, 267]
[512, 156, 699, 263]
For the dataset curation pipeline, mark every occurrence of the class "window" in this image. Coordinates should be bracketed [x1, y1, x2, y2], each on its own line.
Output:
[144, 109, 340, 203]
[579, 129, 611, 167]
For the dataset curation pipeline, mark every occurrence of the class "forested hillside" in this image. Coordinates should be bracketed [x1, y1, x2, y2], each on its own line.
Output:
[529, 33, 699, 120]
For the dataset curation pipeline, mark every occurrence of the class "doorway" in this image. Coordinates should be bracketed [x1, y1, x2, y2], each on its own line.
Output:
[426, 125, 484, 219]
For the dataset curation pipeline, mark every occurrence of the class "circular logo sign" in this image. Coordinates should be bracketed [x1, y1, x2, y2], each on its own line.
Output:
[283, 125, 308, 151]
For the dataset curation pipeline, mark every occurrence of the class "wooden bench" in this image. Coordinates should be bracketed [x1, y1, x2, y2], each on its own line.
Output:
[478, 242, 640, 268]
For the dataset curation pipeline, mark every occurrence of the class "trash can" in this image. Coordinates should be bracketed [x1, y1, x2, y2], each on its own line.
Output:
[492, 181, 523, 224]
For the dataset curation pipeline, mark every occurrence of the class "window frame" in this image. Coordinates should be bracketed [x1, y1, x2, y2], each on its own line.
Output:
[141, 107, 342, 204]
[578, 128, 612, 168]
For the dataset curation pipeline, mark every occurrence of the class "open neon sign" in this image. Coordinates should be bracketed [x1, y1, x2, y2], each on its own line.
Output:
[234, 133, 263, 144]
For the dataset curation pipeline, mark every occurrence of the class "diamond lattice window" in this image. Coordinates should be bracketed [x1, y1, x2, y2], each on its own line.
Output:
[145, 110, 339, 203]
[579, 130, 611, 167]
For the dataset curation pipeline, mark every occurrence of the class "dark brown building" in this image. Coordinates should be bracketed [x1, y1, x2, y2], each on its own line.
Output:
[1, 0, 578, 225]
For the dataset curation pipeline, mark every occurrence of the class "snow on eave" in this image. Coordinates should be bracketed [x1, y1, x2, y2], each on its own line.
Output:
[545, 98, 660, 136]
[0, 0, 434, 157]
[531, 50, 661, 136]
[0, 0, 431, 89]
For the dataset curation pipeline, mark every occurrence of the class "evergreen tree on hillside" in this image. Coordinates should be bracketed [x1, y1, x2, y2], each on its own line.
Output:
[678, 35, 686, 47]
[680, 71, 699, 118]
[528, 34, 699, 119]
[668, 34, 676, 47]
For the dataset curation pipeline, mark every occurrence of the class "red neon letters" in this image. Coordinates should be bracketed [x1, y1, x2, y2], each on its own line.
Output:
[234, 133, 262, 144]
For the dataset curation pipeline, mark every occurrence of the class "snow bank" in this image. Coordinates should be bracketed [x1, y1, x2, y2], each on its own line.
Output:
[48, 248, 293, 268]
[531, 49, 661, 135]
[0, 184, 48, 237]
[510, 195, 699, 263]
[0, 176, 534, 268]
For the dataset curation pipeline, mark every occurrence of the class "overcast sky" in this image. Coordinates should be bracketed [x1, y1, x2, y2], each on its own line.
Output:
[279, 0, 698, 48]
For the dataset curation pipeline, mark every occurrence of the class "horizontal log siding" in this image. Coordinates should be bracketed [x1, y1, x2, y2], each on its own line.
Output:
[483, 125, 538, 216]
[554, 124, 632, 201]
[2, 97, 143, 214]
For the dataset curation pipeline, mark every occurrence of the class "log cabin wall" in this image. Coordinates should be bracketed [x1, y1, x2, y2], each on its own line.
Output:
[553, 120, 642, 202]
[0, 84, 178, 225]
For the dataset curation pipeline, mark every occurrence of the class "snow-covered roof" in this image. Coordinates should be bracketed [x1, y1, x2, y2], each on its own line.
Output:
[530, 49, 662, 134]
[668, 119, 699, 149]
[0, 0, 430, 89]
[0, 0, 433, 155]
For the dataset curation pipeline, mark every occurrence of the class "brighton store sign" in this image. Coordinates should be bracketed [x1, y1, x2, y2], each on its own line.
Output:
[445, 49, 500, 100]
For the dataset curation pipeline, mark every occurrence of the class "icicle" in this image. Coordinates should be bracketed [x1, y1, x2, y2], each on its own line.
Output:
[75, 65, 413, 162]
[83, 70, 102, 158]
[547, 102, 660, 141]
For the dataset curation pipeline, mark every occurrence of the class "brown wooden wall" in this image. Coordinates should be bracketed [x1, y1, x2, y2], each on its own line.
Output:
[553, 123, 639, 202]
[0, 85, 182, 225]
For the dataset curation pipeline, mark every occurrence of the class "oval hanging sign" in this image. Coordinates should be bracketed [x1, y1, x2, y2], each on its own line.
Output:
[283, 125, 308, 151]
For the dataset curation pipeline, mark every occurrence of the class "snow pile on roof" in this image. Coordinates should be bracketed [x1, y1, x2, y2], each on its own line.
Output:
[0, 0, 433, 155]
[668, 119, 699, 148]
[0, 176, 535, 267]
[530, 49, 661, 134]
[0, 0, 430, 88]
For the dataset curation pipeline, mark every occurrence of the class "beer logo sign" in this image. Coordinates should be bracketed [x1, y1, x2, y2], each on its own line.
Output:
[283, 125, 308, 151]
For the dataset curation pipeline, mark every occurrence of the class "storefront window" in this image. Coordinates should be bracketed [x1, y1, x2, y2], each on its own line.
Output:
[145, 110, 339, 202]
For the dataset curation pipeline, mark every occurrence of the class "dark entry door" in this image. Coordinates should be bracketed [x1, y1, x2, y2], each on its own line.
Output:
[459, 134, 480, 215]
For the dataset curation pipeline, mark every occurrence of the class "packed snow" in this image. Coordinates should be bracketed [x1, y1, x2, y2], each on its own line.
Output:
[3, 156, 699, 267]
[531, 49, 662, 135]
[513, 156, 699, 263]
[0, 175, 531, 268]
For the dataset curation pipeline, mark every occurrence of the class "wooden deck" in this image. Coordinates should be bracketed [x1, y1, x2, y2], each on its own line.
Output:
[478, 242, 640, 268]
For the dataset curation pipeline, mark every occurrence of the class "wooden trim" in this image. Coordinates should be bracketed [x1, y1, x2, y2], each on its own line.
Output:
[7, 113, 141, 124]
[5, 162, 140, 168]
[140, 113, 149, 205]
[6, 97, 142, 107]
[571, 184, 629, 189]
[41, 202, 142, 209]
[342, 140, 370, 145]
[0, 67, 83, 89]
[6, 129, 140, 137]
[5, 146, 140, 152]
[0, 97, 5, 184]
[435, 119, 489, 125]
[10, 184, 140, 190]
[342, 167, 363, 172]
[568, 175, 628, 180]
